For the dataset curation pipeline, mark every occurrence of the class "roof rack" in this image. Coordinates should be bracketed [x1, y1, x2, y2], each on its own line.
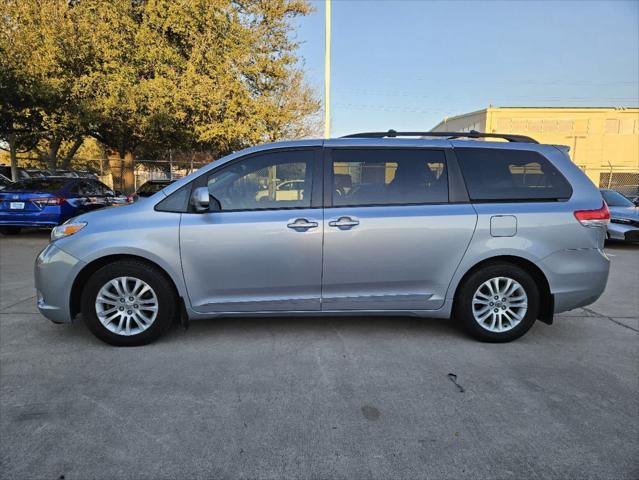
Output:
[341, 129, 538, 144]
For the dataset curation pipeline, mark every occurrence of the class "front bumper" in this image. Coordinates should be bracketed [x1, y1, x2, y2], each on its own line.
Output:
[34, 243, 86, 323]
[540, 247, 610, 313]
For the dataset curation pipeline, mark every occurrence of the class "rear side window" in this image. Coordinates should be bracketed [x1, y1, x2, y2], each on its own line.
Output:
[455, 148, 572, 202]
[331, 149, 448, 206]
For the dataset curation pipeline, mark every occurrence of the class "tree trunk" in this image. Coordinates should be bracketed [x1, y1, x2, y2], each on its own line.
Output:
[122, 151, 135, 194]
[47, 137, 63, 172]
[108, 150, 135, 194]
[61, 137, 84, 170]
[8, 134, 19, 181]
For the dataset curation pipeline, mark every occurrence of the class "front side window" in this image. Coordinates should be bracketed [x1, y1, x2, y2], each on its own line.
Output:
[455, 148, 572, 202]
[331, 149, 448, 207]
[207, 150, 313, 211]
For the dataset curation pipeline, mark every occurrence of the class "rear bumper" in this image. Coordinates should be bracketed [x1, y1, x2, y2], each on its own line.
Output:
[540, 248, 610, 313]
[34, 243, 85, 323]
[0, 213, 64, 227]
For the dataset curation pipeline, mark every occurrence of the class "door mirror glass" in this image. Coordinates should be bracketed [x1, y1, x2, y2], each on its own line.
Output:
[190, 186, 210, 212]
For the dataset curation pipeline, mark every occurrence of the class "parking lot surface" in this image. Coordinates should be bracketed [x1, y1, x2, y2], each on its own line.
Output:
[1, 231, 638, 480]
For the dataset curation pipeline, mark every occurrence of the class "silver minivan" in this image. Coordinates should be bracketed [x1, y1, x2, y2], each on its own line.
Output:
[35, 131, 611, 346]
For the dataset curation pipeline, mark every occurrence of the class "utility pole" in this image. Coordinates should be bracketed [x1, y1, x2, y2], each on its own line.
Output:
[324, 0, 331, 139]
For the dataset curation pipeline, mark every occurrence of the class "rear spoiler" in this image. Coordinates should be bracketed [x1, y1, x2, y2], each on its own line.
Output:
[553, 145, 571, 154]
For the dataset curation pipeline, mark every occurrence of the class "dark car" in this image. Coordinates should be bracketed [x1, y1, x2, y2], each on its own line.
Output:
[55, 170, 80, 178]
[600, 189, 639, 242]
[25, 168, 53, 178]
[0, 177, 122, 235]
[0, 165, 31, 181]
[0, 174, 13, 190]
[129, 179, 174, 202]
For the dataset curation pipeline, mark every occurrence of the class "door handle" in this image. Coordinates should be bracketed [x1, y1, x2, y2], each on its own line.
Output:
[328, 216, 359, 228]
[287, 218, 319, 230]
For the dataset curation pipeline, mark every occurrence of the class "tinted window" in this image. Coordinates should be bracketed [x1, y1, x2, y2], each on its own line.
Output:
[207, 150, 313, 211]
[5, 178, 69, 192]
[331, 149, 448, 206]
[455, 148, 572, 201]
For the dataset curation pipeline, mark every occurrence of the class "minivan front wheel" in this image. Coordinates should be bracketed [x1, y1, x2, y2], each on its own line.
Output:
[455, 263, 539, 342]
[81, 260, 176, 346]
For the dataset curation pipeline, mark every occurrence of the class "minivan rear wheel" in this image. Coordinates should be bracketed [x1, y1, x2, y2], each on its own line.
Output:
[81, 260, 176, 346]
[455, 263, 539, 342]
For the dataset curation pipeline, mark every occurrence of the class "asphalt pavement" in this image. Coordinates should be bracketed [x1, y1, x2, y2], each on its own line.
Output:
[1, 231, 637, 480]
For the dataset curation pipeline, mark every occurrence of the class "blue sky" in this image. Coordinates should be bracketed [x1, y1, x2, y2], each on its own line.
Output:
[293, 0, 639, 137]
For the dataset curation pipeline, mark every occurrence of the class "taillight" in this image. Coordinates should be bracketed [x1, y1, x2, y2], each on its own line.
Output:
[31, 197, 65, 208]
[126, 194, 136, 203]
[574, 202, 610, 228]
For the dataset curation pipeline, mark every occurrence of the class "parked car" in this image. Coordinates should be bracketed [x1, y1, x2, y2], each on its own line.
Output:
[128, 179, 174, 202]
[0, 165, 30, 181]
[0, 177, 123, 235]
[55, 170, 80, 178]
[75, 170, 99, 179]
[25, 168, 53, 178]
[0, 174, 13, 190]
[600, 189, 639, 242]
[255, 179, 306, 202]
[35, 131, 610, 346]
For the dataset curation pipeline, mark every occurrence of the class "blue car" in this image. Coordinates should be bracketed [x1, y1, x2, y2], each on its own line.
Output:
[0, 177, 124, 235]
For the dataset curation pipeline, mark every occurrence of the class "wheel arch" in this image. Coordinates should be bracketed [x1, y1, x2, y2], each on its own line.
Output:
[452, 255, 554, 324]
[70, 254, 182, 319]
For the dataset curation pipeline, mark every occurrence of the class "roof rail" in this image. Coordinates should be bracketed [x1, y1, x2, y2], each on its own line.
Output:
[341, 129, 539, 144]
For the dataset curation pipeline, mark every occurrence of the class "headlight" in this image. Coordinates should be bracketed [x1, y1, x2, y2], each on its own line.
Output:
[51, 221, 87, 241]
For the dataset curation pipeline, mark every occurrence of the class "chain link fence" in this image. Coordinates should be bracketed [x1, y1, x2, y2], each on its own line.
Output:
[89, 158, 209, 191]
[571, 162, 638, 198]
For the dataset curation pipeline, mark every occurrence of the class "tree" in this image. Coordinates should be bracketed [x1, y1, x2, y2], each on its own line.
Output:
[80, 0, 320, 191]
[1, 0, 320, 190]
[0, 0, 94, 174]
[0, 66, 42, 180]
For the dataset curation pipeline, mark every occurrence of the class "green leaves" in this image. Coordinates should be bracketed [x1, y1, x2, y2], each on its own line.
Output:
[1, 0, 319, 171]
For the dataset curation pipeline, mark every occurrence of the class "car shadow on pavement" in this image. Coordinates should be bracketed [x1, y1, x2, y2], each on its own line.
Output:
[59, 313, 471, 347]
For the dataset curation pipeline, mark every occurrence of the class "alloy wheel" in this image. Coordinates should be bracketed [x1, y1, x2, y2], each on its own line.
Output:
[95, 276, 159, 336]
[471, 276, 528, 333]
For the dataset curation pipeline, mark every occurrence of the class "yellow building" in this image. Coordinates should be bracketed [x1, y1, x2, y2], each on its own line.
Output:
[431, 107, 639, 192]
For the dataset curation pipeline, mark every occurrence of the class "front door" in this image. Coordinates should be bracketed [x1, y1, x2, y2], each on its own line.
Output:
[180, 148, 323, 313]
[321, 147, 477, 311]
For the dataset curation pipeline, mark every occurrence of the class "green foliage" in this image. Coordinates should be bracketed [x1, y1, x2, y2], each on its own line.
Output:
[1, 0, 319, 176]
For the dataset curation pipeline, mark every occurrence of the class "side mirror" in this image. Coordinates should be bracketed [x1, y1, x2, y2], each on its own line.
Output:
[190, 186, 210, 212]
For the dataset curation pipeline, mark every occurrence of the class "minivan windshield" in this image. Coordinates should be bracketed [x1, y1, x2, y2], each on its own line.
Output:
[601, 189, 633, 207]
[4, 178, 69, 193]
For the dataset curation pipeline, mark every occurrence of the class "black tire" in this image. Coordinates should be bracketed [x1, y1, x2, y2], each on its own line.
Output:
[81, 260, 177, 346]
[454, 262, 540, 342]
[0, 227, 21, 235]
